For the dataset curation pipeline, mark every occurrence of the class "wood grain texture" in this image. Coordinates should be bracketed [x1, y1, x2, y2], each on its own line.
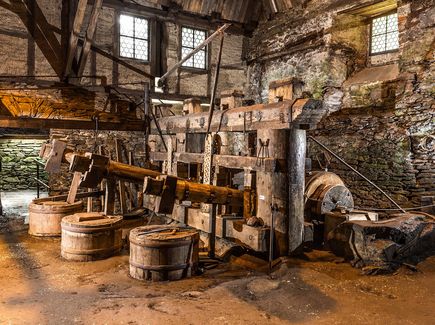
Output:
[129, 225, 199, 282]
[61, 212, 123, 261]
[28, 200, 83, 237]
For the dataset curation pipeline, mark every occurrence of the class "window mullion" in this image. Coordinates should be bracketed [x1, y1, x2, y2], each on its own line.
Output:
[133, 18, 136, 59]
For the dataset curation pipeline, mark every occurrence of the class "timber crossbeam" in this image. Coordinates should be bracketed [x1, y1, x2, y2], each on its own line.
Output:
[149, 152, 286, 173]
[150, 98, 324, 134]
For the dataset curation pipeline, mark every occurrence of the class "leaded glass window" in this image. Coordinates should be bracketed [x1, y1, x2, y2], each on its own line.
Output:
[119, 14, 149, 61]
[371, 12, 399, 54]
[181, 27, 207, 69]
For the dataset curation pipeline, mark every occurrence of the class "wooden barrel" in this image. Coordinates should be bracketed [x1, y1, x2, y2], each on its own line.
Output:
[61, 212, 123, 262]
[129, 225, 199, 282]
[29, 200, 83, 237]
[121, 217, 145, 248]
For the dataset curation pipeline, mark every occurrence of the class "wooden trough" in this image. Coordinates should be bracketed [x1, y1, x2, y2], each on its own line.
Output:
[61, 212, 123, 262]
[29, 200, 83, 237]
[129, 225, 199, 282]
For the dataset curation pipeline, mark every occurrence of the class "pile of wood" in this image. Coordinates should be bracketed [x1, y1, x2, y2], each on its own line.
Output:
[327, 213, 435, 274]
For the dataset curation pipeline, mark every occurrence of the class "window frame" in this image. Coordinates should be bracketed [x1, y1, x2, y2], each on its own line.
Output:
[369, 10, 399, 56]
[179, 26, 208, 71]
[119, 13, 150, 62]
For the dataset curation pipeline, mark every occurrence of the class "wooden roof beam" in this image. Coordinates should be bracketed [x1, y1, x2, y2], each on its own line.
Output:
[64, 0, 88, 78]
[77, 0, 103, 77]
[0, 0, 63, 76]
[0, 116, 146, 131]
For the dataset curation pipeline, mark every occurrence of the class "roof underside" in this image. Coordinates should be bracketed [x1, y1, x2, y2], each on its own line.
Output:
[123, 0, 295, 25]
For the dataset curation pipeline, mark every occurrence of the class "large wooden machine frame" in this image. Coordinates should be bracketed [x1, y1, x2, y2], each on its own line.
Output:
[145, 78, 326, 256]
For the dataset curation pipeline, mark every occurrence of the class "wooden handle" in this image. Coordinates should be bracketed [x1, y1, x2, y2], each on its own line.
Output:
[78, 215, 106, 222]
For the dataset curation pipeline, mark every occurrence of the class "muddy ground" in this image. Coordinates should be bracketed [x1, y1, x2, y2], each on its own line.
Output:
[0, 230, 434, 325]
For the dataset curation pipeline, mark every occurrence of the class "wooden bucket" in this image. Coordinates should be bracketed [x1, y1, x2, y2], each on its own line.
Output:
[129, 225, 199, 282]
[29, 200, 83, 237]
[61, 212, 123, 262]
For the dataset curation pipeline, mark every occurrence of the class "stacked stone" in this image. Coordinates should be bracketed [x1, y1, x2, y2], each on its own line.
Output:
[245, 0, 434, 211]
[0, 138, 48, 191]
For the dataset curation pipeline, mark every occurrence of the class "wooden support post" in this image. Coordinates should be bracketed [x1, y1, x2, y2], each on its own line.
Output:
[64, 0, 88, 77]
[104, 178, 116, 215]
[98, 146, 105, 212]
[87, 188, 93, 212]
[256, 129, 289, 257]
[77, 0, 103, 77]
[144, 82, 151, 163]
[128, 151, 136, 210]
[183, 98, 202, 115]
[115, 139, 127, 214]
[288, 128, 306, 254]
[208, 203, 217, 259]
[67, 172, 82, 204]
[206, 33, 225, 135]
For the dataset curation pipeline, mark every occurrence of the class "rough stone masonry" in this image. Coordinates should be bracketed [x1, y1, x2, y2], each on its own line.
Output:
[245, 0, 434, 211]
[0, 138, 48, 191]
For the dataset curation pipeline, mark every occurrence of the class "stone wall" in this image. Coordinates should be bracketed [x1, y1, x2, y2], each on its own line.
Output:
[246, 0, 434, 209]
[0, 138, 48, 191]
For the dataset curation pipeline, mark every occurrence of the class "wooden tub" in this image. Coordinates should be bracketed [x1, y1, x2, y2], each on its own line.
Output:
[129, 225, 199, 281]
[61, 212, 123, 262]
[29, 200, 83, 237]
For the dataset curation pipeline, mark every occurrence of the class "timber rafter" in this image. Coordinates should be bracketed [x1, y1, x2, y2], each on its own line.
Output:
[0, 0, 63, 76]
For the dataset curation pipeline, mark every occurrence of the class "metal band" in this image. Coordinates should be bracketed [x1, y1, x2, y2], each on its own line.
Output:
[130, 260, 192, 272]
[61, 223, 122, 233]
[129, 238, 197, 248]
[61, 245, 122, 255]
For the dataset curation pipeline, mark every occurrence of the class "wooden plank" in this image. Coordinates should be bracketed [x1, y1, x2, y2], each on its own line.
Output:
[115, 139, 127, 214]
[26, 0, 35, 77]
[216, 216, 268, 252]
[104, 177, 116, 215]
[64, 0, 88, 77]
[32, 190, 104, 204]
[67, 172, 83, 204]
[149, 151, 286, 172]
[0, 116, 146, 131]
[77, 0, 103, 77]
[87, 188, 93, 212]
[61, 0, 73, 63]
[0, 27, 28, 39]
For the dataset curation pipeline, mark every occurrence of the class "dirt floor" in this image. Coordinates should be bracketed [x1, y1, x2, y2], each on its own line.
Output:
[0, 229, 434, 325]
